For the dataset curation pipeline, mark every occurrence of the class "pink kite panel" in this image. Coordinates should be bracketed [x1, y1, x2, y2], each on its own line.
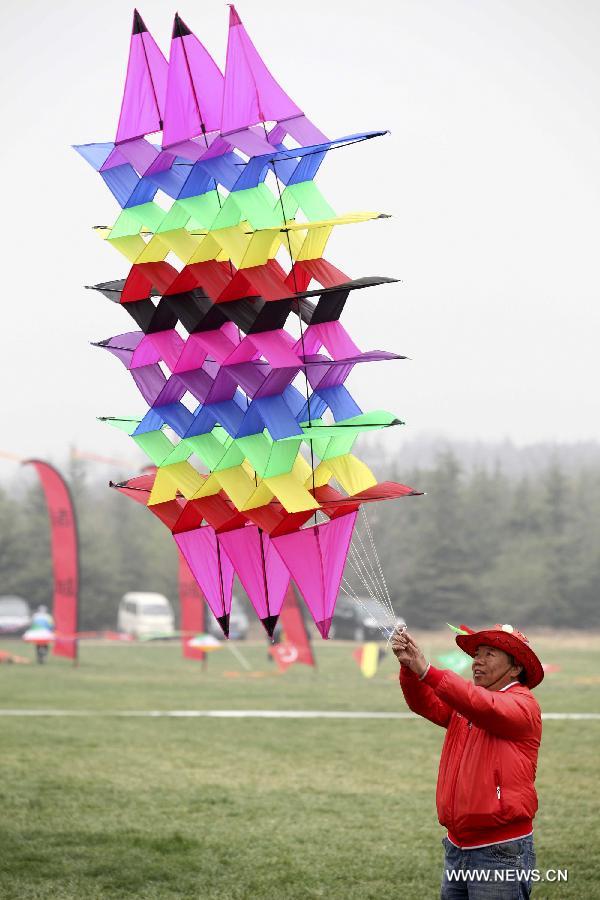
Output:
[116, 12, 168, 143]
[272, 512, 357, 638]
[175, 526, 234, 636]
[163, 16, 224, 147]
[221, 6, 303, 135]
[219, 526, 290, 635]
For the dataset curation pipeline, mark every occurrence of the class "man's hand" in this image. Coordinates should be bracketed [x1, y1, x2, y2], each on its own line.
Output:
[391, 626, 429, 677]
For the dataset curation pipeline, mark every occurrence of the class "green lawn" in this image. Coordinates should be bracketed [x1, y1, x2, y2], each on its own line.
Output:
[0, 633, 598, 899]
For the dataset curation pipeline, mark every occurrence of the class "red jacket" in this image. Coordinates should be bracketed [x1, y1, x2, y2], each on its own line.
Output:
[400, 664, 542, 848]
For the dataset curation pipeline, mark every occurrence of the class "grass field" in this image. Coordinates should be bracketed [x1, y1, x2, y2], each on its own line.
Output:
[0, 632, 598, 899]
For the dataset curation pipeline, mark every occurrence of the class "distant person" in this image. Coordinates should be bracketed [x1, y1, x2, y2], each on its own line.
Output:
[31, 605, 54, 630]
[392, 623, 543, 898]
[29, 605, 55, 664]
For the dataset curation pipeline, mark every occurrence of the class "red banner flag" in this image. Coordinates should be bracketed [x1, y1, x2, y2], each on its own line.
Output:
[178, 551, 206, 661]
[269, 584, 315, 672]
[24, 461, 79, 661]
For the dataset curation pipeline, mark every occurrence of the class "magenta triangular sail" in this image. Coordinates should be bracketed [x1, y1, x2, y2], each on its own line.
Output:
[175, 526, 234, 636]
[219, 526, 290, 636]
[116, 10, 168, 143]
[272, 512, 357, 638]
[221, 5, 303, 135]
[162, 14, 224, 147]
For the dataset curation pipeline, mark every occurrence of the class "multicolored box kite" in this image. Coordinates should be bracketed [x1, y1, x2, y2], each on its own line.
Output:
[75, 7, 420, 639]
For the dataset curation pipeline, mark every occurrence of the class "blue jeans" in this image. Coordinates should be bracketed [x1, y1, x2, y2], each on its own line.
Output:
[441, 835, 536, 898]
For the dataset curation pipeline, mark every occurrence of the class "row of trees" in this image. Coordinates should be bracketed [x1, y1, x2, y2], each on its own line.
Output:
[374, 453, 600, 628]
[1, 447, 598, 630]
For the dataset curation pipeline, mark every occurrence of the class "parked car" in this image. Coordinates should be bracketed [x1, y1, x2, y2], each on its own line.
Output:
[207, 596, 249, 640]
[117, 592, 175, 639]
[0, 596, 31, 636]
[329, 596, 403, 641]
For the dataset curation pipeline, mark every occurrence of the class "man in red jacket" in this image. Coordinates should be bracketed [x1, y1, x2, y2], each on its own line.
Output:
[393, 623, 543, 898]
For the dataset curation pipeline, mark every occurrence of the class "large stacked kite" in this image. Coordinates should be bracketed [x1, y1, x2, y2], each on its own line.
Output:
[75, 8, 419, 639]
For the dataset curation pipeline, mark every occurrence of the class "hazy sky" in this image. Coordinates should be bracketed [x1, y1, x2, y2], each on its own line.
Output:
[1, 0, 599, 468]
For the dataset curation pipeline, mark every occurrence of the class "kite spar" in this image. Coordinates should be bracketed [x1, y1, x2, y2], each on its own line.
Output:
[75, 7, 420, 640]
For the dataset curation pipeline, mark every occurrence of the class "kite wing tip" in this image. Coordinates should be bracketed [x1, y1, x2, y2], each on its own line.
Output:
[132, 9, 147, 35]
[228, 4, 242, 27]
[172, 12, 191, 38]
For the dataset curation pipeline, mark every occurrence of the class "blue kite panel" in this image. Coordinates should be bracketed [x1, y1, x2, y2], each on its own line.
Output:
[236, 394, 304, 440]
[158, 402, 195, 435]
[231, 154, 271, 192]
[146, 165, 189, 199]
[73, 142, 115, 171]
[101, 164, 147, 208]
[288, 150, 327, 186]
[123, 176, 159, 208]
[176, 160, 215, 199]
[317, 385, 362, 420]
[134, 407, 168, 436]
[188, 152, 247, 194]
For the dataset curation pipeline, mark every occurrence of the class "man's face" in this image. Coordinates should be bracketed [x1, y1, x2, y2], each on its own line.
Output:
[472, 644, 516, 688]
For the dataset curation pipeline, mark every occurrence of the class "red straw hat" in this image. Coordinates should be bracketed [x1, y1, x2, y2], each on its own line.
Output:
[455, 623, 544, 689]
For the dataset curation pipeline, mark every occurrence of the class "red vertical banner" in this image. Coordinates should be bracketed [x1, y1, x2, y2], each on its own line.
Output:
[178, 551, 206, 661]
[269, 584, 315, 672]
[24, 461, 79, 661]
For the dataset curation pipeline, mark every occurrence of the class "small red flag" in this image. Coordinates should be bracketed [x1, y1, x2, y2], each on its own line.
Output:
[178, 551, 206, 661]
[269, 585, 315, 672]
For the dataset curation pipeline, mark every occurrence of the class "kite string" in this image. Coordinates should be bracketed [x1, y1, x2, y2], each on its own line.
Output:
[342, 511, 399, 638]
[345, 534, 390, 612]
[339, 582, 394, 642]
[350, 521, 388, 608]
[341, 575, 397, 644]
[351, 523, 394, 624]
[345, 509, 390, 608]
[345, 547, 395, 635]
[347, 542, 385, 608]
[344, 564, 387, 622]
[360, 506, 393, 611]
[344, 541, 380, 598]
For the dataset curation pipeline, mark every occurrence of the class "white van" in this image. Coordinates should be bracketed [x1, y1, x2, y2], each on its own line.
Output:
[117, 592, 175, 639]
[0, 596, 31, 635]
